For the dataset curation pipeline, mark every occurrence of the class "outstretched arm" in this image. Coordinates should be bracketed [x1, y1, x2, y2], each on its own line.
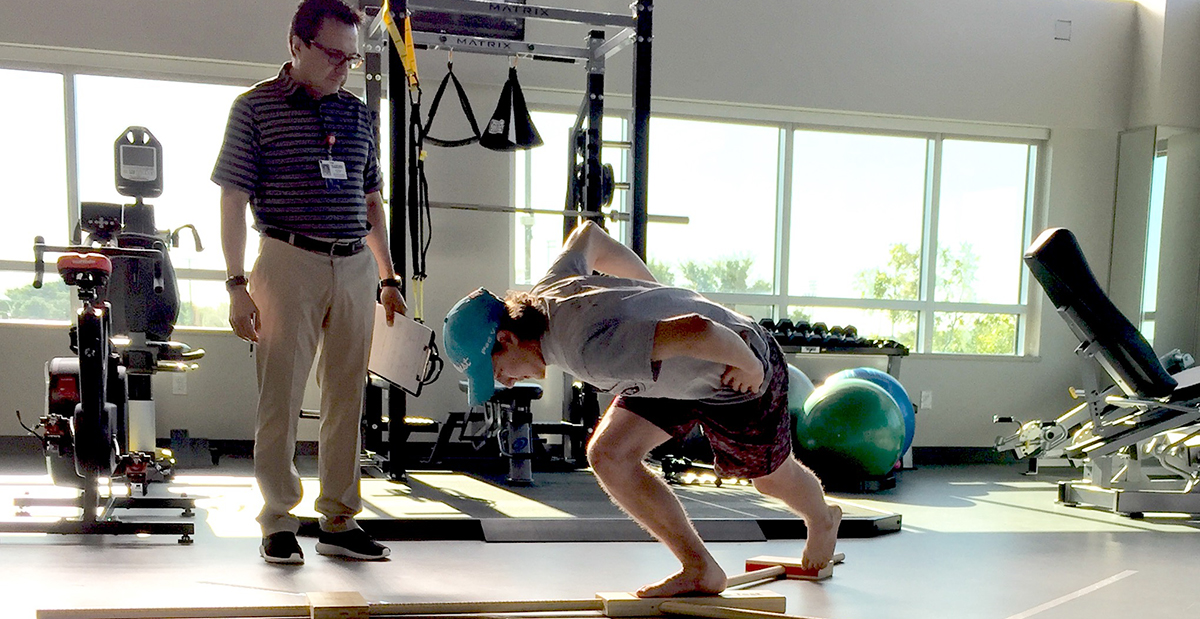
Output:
[564, 221, 657, 282]
[651, 314, 765, 393]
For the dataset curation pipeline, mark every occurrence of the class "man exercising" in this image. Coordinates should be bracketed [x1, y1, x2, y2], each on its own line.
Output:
[443, 221, 841, 597]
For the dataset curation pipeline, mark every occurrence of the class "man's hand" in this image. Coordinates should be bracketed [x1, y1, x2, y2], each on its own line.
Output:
[229, 288, 260, 341]
[380, 286, 407, 325]
[721, 363, 765, 394]
[653, 314, 765, 394]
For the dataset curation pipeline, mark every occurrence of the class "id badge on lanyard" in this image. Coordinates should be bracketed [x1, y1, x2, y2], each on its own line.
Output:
[319, 159, 348, 190]
[320, 132, 347, 190]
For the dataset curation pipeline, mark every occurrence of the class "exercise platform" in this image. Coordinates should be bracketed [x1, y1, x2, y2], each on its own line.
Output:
[3, 464, 900, 544]
[294, 469, 901, 542]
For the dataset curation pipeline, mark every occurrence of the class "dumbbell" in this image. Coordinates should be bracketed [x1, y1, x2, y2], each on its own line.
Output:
[788, 320, 814, 345]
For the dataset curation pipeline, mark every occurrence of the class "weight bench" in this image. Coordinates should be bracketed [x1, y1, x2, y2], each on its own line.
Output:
[1014, 227, 1200, 515]
[436, 381, 544, 485]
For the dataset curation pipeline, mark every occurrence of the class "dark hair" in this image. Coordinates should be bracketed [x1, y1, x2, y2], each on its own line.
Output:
[291, 0, 362, 43]
[500, 291, 549, 342]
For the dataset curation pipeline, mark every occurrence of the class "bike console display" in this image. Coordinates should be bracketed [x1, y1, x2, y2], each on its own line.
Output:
[114, 126, 163, 199]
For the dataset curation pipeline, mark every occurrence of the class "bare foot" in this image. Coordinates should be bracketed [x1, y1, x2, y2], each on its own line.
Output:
[636, 565, 727, 598]
[801, 503, 842, 570]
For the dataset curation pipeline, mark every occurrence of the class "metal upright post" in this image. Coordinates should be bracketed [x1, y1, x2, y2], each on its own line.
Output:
[629, 0, 652, 260]
[584, 30, 606, 228]
[386, 0, 409, 482]
[563, 126, 580, 239]
[362, 1, 384, 147]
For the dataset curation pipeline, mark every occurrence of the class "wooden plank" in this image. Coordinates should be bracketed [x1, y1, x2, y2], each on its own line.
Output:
[308, 592, 368, 619]
[597, 590, 785, 618]
[743, 553, 845, 581]
[658, 601, 821, 619]
[41, 591, 793, 619]
[38, 606, 308, 619]
[39, 598, 605, 619]
[371, 599, 604, 615]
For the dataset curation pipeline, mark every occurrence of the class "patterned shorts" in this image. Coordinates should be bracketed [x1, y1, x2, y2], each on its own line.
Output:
[613, 337, 791, 479]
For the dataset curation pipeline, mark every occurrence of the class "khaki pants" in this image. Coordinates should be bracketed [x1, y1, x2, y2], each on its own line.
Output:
[249, 237, 377, 535]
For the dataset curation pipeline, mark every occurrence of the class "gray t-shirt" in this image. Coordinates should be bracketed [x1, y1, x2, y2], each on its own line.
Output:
[531, 247, 772, 404]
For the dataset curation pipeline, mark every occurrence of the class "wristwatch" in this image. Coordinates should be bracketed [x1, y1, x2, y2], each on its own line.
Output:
[377, 277, 401, 302]
[225, 274, 248, 291]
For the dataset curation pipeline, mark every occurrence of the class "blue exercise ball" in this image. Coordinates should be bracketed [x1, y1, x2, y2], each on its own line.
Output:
[786, 364, 815, 410]
[829, 367, 915, 457]
[794, 377, 905, 477]
[785, 365, 816, 443]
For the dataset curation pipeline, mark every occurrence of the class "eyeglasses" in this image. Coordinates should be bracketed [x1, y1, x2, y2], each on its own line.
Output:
[307, 40, 364, 69]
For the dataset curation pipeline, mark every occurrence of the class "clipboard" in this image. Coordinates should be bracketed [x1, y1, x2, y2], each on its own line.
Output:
[368, 305, 438, 397]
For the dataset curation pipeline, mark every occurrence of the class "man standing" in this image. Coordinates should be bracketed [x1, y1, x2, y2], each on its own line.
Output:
[443, 221, 842, 596]
[213, 0, 404, 564]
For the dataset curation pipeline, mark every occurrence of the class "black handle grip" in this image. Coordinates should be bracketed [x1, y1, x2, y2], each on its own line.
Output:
[153, 254, 164, 294]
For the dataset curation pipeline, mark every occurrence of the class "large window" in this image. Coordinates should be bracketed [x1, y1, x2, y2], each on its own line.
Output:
[0, 68, 72, 322]
[646, 117, 778, 297]
[1140, 151, 1168, 343]
[1, 69, 251, 328]
[517, 115, 1042, 356]
[788, 131, 928, 343]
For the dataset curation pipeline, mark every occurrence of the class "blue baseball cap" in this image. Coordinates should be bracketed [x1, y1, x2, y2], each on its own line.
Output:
[442, 288, 504, 406]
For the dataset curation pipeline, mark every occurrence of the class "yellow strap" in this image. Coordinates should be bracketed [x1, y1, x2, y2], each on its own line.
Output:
[382, 2, 419, 92]
[412, 278, 425, 322]
[403, 14, 418, 87]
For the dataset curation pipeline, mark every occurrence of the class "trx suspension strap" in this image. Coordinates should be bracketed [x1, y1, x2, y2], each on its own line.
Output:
[408, 92, 431, 319]
[383, 2, 430, 319]
[423, 55, 482, 148]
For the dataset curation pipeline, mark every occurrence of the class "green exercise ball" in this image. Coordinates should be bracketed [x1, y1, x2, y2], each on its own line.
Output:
[828, 366, 916, 457]
[794, 377, 905, 477]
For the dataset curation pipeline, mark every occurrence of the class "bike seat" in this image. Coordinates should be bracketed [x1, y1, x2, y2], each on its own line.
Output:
[57, 253, 113, 286]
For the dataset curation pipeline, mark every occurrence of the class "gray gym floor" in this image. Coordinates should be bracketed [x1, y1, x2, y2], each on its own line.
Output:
[1, 453, 1198, 619]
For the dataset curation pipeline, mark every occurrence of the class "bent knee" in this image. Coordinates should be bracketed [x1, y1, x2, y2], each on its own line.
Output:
[585, 437, 620, 474]
[751, 459, 797, 494]
[586, 435, 645, 476]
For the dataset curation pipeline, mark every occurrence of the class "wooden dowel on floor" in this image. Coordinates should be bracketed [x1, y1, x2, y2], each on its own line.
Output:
[658, 601, 820, 619]
[725, 565, 786, 587]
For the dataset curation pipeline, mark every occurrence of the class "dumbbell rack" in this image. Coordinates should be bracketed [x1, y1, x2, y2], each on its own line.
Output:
[760, 318, 909, 377]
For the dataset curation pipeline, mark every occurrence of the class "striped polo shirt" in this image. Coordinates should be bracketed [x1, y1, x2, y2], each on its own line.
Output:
[211, 64, 382, 239]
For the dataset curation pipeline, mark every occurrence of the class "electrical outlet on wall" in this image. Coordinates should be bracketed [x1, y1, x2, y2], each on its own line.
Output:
[920, 390, 933, 410]
[1054, 19, 1071, 41]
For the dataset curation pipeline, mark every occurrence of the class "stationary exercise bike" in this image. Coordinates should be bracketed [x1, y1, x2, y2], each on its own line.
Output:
[5, 127, 202, 541]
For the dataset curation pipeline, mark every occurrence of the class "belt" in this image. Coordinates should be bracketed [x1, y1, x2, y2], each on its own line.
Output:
[263, 228, 366, 257]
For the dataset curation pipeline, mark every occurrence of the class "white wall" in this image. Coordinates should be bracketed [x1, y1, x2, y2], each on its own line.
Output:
[2, 0, 1191, 447]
